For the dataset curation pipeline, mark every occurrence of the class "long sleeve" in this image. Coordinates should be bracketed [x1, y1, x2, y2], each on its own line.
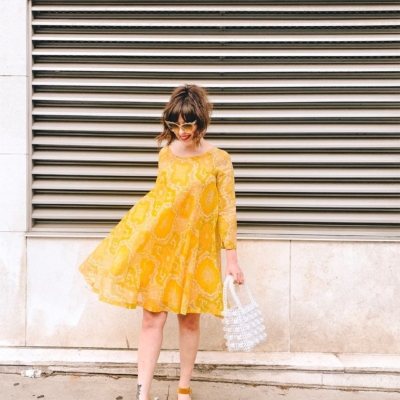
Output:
[216, 151, 237, 249]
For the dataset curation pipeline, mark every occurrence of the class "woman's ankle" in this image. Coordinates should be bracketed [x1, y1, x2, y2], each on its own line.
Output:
[178, 381, 191, 390]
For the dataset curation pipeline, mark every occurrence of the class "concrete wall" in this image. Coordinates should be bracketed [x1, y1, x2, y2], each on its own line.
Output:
[1, 0, 400, 356]
[25, 238, 400, 354]
[0, 0, 28, 347]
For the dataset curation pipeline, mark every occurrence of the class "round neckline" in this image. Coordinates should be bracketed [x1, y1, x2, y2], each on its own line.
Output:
[167, 145, 217, 159]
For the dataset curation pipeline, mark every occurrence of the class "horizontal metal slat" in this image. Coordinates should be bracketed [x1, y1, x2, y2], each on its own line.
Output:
[234, 169, 400, 181]
[29, 224, 400, 238]
[33, 165, 158, 178]
[32, 33, 400, 43]
[32, 194, 399, 209]
[32, 63, 400, 73]
[32, 48, 400, 57]
[32, 180, 399, 194]
[32, 151, 158, 163]
[236, 183, 400, 195]
[31, 165, 400, 181]
[32, 121, 161, 133]
[33, 194, 142, 205]
[237, 225, 400, 236]
[31, 208, 400, 225]
[237, 197, 400, 209]
[32, 78, 400, 89]
[31, 151, 400, 165]
[32, 122, 400, 135]
[238, 211, 400, 224]
[32, 136, 400, 151]
[32, 107, 400, 119]
[32, 5, 400, 12]
[32, 180, 150, 191]
[31, 18, 400, 27]
[31, 5, 400, 11]
[32, 92, 400, 105]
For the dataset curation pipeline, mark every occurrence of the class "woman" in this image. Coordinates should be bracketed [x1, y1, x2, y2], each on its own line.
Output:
[79, 84, 244, 400]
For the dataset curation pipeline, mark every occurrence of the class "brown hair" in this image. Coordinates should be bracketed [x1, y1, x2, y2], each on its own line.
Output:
[156, 84, 213, 147]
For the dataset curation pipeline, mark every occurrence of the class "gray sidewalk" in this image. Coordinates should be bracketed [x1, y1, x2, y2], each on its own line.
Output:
[2, 373, 400, 400]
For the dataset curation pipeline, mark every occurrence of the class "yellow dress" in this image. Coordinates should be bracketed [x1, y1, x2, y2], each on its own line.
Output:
[78, 145, 237, 317]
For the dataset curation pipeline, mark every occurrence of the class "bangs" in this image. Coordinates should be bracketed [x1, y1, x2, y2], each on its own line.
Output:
[156, 84, 212, 147]
[166, 99, 198, 123]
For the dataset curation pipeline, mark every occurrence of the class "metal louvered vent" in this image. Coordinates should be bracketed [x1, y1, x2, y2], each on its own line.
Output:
[29, 2, 400, 239]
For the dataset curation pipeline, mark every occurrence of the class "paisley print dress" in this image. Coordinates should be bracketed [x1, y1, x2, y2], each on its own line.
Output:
[78, 145, 237, 316]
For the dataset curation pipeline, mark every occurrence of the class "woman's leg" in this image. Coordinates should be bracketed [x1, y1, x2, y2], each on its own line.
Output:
[177, 313, 201, 398]
[137, 309, 168, 400]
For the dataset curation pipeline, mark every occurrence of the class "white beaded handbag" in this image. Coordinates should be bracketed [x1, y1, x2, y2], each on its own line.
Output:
[222, 275, 267, 352]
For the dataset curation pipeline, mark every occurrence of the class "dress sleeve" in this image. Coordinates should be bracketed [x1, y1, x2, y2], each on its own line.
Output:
[157, 146, 167, 171]
[216, 151, 237, 250]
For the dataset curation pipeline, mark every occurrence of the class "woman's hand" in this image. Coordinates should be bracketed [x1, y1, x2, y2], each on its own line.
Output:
[226, 262, 245, 285]
[225, 249, 244, 284]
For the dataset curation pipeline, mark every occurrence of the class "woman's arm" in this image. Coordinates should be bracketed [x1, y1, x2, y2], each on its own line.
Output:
[216, 151, 244, 284]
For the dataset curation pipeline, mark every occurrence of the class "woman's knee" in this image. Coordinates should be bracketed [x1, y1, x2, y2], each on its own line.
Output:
[178, 313, 200, 332]
[142, 309, 168, 330]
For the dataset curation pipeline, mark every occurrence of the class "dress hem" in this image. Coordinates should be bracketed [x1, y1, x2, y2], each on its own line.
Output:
[90, 287, 223, 318]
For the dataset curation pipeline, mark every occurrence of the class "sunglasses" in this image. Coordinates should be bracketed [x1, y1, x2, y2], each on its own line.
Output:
[165, 120, 197, 135]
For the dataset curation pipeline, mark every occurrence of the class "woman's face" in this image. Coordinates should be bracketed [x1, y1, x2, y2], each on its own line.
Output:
[174, 114, 199, 147]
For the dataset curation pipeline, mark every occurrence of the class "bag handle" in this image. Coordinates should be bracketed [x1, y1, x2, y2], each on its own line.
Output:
[223, 275, 257, 311]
